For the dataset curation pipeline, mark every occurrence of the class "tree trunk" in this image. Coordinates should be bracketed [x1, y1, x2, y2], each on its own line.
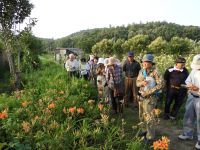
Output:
[17, 49, 21, 72]
[5, 44, 21, 90]
[5, 47, 15, 78]
[2, 28, 22, 90]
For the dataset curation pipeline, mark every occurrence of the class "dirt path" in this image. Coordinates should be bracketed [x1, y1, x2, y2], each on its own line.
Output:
[123, 106, 196, 150]
[157, 118, 196, 150]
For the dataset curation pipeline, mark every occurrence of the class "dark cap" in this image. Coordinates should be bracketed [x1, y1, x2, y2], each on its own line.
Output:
[128, 51, 134, 57]
[175, 57, 186, 63]
[81, 58, 86, 62]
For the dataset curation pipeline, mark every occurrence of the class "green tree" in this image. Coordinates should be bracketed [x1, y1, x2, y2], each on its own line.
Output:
[148, 36, 168, 53]
[91, 39, 114, 56]
[169, 37, 194, 54]
[112, 38, 125, 59]
[77, 35, 96, 54]
[17, 32, 42, 72]
[0, 0, 34, 88]
[122, 34, 150, 54]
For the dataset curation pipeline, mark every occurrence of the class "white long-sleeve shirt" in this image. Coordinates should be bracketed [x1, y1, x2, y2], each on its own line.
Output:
[185, 69, 200, 96]
[65, 59, 79, 72]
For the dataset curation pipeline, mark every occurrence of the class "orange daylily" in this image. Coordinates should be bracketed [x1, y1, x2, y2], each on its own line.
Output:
[98, 104, 104, 111]
[22, 121, 31, 133]
[77, 107, 84, 114]
[153, 108, 162, 116]
[22, 101, 28, 107]
[0, 110, 8, 119]
[153, 136, 170, 150]
[68, 107, 76, 114]
[48, 102, 55, 109]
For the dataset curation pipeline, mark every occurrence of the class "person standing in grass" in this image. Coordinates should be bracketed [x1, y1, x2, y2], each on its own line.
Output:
[123, 51, 141, 108]
[163, 57, 189, 120]
[65, 53, 79, 77]
[106, 57, 123, 114]
[178, 54, 200, 150]
[96, 58, 106, 100]
[136, 54, 163, 141]
[90, 56, 98, 86]
[79, 58, 90, 80]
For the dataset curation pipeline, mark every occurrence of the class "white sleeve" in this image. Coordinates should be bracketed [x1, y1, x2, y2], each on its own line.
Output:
[65, 61, 70, 70]
[185, 71, 193, 85]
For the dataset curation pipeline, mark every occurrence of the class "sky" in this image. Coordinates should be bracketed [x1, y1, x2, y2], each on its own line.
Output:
[29, 0, 200, 39]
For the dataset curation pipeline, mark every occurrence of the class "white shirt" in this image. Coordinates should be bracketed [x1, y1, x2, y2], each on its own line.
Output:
[79, 62, 90, 75]
[168, 66, 183, 72]
[185, 69, 200, 96]
[65, 59, 79, 71]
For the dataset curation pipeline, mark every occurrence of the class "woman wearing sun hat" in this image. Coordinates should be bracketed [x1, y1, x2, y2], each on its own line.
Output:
[106, 57, 123, 114]
[96, 58, 106, 100]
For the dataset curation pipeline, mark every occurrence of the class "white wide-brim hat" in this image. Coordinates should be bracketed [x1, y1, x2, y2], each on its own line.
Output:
[97, 58, 105, 65]
[104, 58, 109, 66]
[191, 54, 200, 70]
[115, 59, 121, 66]
[107, 57, 116, 66]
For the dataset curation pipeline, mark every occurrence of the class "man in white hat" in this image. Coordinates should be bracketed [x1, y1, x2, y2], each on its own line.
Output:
[178, 54, 200, 150]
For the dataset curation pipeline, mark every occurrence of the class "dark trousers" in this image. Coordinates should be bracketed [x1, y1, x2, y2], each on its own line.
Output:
[80, 74, 89, 80]
[68, 71, 79, 78]
[109, 88, 117, 112]
[124, 77, 138, 106]
[164, 88, 187, 117]
[109, 88, 123, 113]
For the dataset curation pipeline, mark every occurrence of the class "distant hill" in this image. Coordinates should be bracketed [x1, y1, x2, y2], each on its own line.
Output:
[46, 21, 200, 54]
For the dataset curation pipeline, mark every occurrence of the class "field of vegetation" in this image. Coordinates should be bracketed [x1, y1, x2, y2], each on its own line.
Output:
[0, 54, 196, 150]
[0, 55, 142, 149]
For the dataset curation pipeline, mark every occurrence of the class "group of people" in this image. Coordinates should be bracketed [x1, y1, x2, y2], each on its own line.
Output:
[64, 52, 200, 149]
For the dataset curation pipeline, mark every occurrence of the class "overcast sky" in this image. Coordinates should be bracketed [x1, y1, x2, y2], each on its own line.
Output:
[30, 0, 200, 39]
